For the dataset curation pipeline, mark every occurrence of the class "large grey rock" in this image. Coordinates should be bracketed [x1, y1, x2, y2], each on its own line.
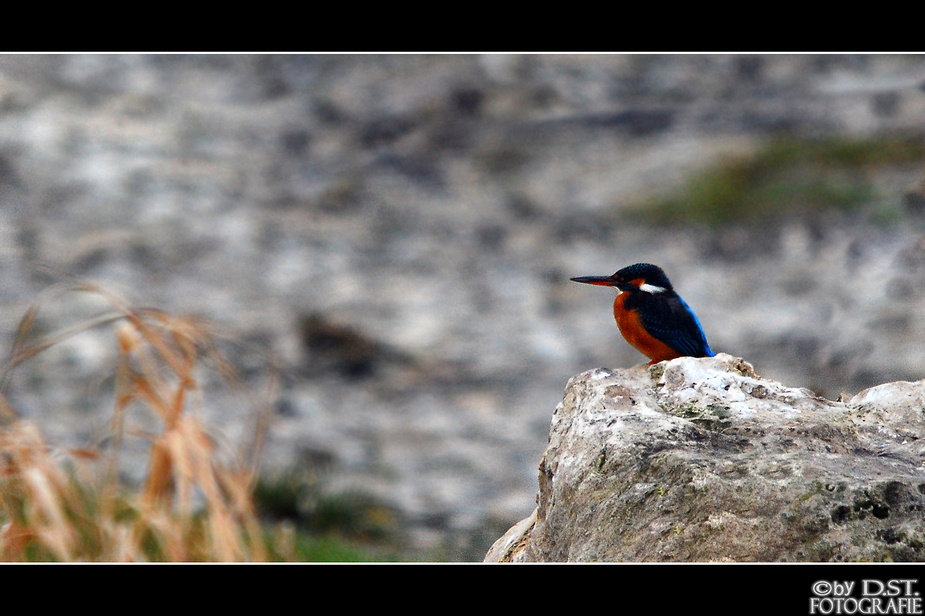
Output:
[485, 354, 925, 562]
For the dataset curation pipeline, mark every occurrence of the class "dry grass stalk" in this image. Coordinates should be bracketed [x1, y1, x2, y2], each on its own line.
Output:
[0, 283, 274, 561]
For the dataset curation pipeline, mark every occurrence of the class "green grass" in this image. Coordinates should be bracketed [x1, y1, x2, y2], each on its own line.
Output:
[262, 523, 407, 562]
[288, 534, 398, 562]
[254, 470, 418, 561]
[631, 134, 925, 226]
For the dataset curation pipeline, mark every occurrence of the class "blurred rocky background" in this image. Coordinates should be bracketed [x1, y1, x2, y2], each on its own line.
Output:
[0, 54, 924, 560]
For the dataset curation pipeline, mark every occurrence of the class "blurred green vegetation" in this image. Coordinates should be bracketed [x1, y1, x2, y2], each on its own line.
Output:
[280, 534, 399, 562]
[255, 470, 409, 562]
[254, 469, 509, 562]
[632, 134, 925, 226]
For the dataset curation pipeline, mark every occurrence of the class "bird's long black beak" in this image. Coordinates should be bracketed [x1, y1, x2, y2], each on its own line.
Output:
[570, 275, 619, 286]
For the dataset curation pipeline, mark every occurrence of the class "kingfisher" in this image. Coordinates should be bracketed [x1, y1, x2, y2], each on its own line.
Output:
[571, 263, 715, 365]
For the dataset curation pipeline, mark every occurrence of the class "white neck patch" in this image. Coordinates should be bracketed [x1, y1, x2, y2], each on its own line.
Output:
[639, 283, 667, 294]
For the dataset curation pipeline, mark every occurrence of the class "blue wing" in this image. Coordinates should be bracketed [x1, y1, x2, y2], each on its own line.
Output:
[640, 294, 715, 358]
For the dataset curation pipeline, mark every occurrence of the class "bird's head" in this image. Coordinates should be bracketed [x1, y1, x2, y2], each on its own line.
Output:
[570, 262, 673, 294]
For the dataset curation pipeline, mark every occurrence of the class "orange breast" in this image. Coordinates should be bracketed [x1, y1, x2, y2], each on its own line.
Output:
[613, 293, 682, 364]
